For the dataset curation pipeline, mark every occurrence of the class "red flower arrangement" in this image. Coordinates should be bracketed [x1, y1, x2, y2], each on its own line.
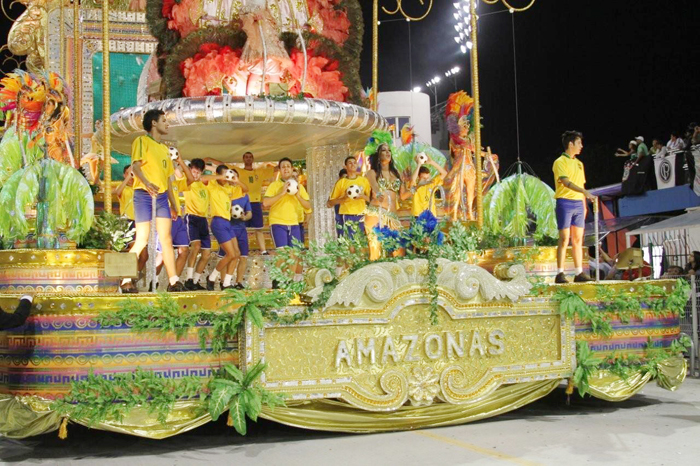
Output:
[286, 47, 348, 102]
[180, 43, 243, 97]
[165, 0, 199, 38]
[308, 0, 351, 46]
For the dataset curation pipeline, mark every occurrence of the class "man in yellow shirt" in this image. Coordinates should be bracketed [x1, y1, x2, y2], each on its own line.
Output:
[327, 156, 370, 238]
[179, 158, 210, 290]
[240, 152, 274, 255]
[206, 165, 248, 290]
[410, 156, 448, 217]
[121, 109, 185, 293]
[115, 165, 135, 224]
[263, 157, 311, 249]
[553, 131, 597, 284]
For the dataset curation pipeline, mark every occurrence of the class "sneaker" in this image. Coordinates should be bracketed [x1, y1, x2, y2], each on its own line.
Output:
[554, 273, 569, 284]
[147, 282, 159, 292]
[261, 250, 269, 256]
[206, 278, 216, 291]
[574, 273, 595, 283]
[185, 279, 205, 291]
[271, 279, 279, 289]
[220, 281, 233, 291]
[167, 281, 186, 292]
[233, 283, 245, 290]
[120, 282, 138, 294]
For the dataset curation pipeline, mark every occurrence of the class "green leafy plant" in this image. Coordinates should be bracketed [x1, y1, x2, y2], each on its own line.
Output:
[208, 362, 286, 435]
[52, 369, 206, 426]
[78, 211, 134, 251]
[573, 341, 602, 397]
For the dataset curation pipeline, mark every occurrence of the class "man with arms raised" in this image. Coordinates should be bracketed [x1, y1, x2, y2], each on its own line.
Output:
[553, 130, 596, 284]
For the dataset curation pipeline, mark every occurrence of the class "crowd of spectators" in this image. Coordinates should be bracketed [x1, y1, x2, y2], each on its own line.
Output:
[615, 122, 700, 195]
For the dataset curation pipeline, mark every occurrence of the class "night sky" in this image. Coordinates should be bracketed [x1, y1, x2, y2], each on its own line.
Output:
[1, 1, 698, 189]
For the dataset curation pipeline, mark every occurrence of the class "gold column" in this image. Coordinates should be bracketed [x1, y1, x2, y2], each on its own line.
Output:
[102, 1, 112, 212]
[470, 0, 483, 228]
[371, 0, 378, 111]
[60, 3, 65, 76]
[73, 0, 81, 163]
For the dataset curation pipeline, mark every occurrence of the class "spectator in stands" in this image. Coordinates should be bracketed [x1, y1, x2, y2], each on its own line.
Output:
[662, 265, 684, 277]
[691, 125, 700, 146]
[616, 140, 638, 159]
[635, 136, 649, 158]
[684, 251, 700, 276]
[667, 131, 685, 152]
[651, 139, 668, 158]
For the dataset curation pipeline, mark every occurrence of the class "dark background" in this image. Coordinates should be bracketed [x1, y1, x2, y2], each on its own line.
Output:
[1, 1, 698, 189]
[359, 0, 700, 189]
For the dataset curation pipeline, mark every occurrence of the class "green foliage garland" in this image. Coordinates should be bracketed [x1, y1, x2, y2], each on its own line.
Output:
[52, 369, 206, 426]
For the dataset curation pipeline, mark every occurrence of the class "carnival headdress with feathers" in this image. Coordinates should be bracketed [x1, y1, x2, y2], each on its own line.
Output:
[445, 91, 474, 146]
[363, 129, 395, 157]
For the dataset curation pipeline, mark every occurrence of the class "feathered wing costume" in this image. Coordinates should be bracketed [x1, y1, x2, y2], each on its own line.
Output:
[0, 70, 94, 246]
[444, 91, 476, 221]
[394, 124, 447, 181]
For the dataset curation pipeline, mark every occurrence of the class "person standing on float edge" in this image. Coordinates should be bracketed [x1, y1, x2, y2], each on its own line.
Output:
[120, 109, 186, 293]
[553, 130, 596, 284]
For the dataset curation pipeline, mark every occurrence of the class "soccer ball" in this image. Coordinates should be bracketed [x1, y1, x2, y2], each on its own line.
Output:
[346, 184, 362, 199]
[416, 152, 429, 165]
[184, 160, 191, 167]
[231, 204, 244, 219]
[286, 179, 299, 195]
[225, 169, 237, 181]
[169, 147, 179, 160]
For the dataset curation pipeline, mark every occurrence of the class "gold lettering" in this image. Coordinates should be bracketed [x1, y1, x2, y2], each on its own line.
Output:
[424, 333, 443, 360]
[446, 331, 464, 358]
[356, 338, 376, 365]
[469, 330, 485, 357]
[402, 335, 419, 361]
[382, 336, 398, 364]
[335, 340, 353, 369]
[488, 330, 505, 355]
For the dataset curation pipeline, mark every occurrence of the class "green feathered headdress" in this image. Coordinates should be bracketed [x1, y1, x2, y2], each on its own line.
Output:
[363, 130, 396, 158]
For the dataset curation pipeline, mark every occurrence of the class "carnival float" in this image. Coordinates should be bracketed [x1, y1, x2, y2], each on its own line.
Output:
[0, 0, 690, 440]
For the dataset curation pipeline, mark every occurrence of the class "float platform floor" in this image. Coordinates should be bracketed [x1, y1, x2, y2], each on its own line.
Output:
[1, 378, 699, 465]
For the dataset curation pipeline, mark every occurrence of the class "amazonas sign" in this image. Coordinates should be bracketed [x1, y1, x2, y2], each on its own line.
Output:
[245, 291, 575, 412]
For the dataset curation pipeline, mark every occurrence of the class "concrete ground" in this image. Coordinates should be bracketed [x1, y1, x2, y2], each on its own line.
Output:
[2, 379, 699, 466]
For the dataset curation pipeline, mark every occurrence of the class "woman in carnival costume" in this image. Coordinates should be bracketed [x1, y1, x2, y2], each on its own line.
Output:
[444, 91, 477, 221]
[363, 131, 410, 261]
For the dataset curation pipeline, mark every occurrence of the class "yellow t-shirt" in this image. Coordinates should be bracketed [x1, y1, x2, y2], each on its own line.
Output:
[239, 166, 275, 202]
[185, 181, 209, 217]
[265, 179, 311, 226]
[552, 154, 586, 200]
[131, 135, 173, 194]
[412, 176, 443, 216]
[118, 185, 134, 220]
[171, 177, 188, 215]
[329, 176, 371, 215]
[208, 182, 242, 221]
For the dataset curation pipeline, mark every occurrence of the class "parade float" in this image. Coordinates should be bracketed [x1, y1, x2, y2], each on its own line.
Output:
[0, 0, 690, 440]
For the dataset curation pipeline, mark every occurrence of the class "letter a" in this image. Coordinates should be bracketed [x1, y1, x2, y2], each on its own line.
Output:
[335, 340, 353, 369]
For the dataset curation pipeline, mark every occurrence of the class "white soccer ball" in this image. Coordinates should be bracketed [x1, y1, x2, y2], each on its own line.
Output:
[225, 169, 237, 181]
[286, 179, 299, 195]
[416, 152, 429, 165]
[231, 204, 244, 219]
[169, 147, 179, 160]
[346, 184, 362, 199]
[184, 160, 191, 167]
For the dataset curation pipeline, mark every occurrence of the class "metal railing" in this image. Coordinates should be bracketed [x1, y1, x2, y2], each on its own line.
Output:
[681, 275, 700, 377]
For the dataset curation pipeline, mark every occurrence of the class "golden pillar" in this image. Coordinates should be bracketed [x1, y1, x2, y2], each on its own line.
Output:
[371, 1, 378, 111]
[102, 0, 112, 212]
[73, 0, 81, 164]
[469, 0, 483, 228]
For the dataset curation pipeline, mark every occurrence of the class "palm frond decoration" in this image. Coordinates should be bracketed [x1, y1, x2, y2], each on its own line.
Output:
[484, 173, 557, 241]
[0, 127, 42, 188]
[0, 158, 94, 242]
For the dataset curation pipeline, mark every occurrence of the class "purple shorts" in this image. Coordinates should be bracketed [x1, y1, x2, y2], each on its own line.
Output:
[246, 202, 264, 229]
[556, 198, 585, 229]
[134, 190, 171, 223]
[186, 214, 211, 249]
[211, 216, 236, 246]
[171, 216, 189, 248]
[218, 226, 249, 257]
[271, 224, 302, 248]
[338, 214, 364, 239]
